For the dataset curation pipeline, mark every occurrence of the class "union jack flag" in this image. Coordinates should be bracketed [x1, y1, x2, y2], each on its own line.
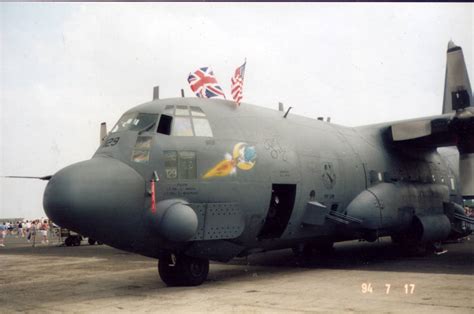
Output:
[231, 60, 246, 105]
[187, 67, 226, 99]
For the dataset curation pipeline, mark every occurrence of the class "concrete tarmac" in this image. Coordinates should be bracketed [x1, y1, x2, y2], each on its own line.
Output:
[0, 234, 473, 313]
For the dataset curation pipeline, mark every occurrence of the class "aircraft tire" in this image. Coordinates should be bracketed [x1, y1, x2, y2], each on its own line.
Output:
[158, 254, 209, 287]
[65, 236, 73, 247]
[73, 236, 81, 246]
[88, 238, 96, 245]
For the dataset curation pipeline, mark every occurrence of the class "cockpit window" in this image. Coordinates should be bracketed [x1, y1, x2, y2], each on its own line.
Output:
[190, 106, 206, 117]
[164, 105, 174, 115]
[111, 112, 158, 133]
[192, 118, 213, 137]
[156, 105, 213, 137]
[175, 105, 189, 116]
[173, 117, 194, 136]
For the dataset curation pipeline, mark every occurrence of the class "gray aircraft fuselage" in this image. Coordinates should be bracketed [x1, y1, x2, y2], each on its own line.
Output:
[43, 97, 467, 263]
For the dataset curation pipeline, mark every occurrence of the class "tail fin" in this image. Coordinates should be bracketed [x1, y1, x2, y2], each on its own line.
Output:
[442, 41, 472, 114]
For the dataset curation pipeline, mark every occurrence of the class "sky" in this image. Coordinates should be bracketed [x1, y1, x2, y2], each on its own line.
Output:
[0, 3, 473, 219]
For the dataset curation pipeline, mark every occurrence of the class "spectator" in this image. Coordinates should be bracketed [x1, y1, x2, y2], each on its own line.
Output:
[17, 221, 24, 238]
[40, 220, 49, 244]
[29, 221, 37, 243]
[25, 220, 31, 241]
[6, 221, 12, 235]
[0, 223, 7, 247]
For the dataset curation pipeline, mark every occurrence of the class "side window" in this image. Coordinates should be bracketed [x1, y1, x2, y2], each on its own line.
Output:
[157, 114, 173, 135]
[163, 151, 196, 179]
[131, 136, 152, 163]
[178, 151, 197, 179]
[164, 151, 178, 179]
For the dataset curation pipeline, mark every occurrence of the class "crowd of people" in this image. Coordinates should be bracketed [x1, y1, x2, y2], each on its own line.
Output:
[0, 219, 51, 247]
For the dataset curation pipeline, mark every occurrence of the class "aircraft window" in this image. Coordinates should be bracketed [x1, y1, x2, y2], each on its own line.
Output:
[178, 151, 197, 179]
[110, 112, 135, 133]
[175, 105, 189, 116]
[134, 136, 152, 150]
[190, 106, 206, 117]
[131, 136, 152, 163]
[157, 115, 173, 135]
[131, 150, 150, 163]
[164, 151, 178, 179]
[173, 117, 194, 136]
[111, 113, 158, 133]
[192, 118, 213, 137]
[164, 105, 174, 115]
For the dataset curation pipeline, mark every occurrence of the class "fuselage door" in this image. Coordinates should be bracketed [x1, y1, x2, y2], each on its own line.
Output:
[258, 184, 297, 239]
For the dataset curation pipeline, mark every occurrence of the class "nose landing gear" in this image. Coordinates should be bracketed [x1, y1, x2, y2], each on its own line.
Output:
[158, 253, 209, 286]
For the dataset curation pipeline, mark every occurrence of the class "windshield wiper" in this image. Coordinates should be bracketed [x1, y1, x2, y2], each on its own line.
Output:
[138, 122, 156, 135]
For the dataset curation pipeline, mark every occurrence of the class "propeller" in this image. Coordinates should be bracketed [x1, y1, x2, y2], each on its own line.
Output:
[3, 175, 52, 181]
[390, 41, 473, 199]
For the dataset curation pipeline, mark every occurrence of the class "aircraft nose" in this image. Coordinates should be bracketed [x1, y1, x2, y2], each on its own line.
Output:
[43, 157, 145, 236]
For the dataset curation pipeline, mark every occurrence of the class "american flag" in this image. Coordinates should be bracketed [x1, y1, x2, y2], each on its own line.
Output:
[231, 60, 246, 105]
[187, 67, 226, 99]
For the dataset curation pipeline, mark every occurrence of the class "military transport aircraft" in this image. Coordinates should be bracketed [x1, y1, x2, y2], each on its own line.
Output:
[10, 41, 474, 286]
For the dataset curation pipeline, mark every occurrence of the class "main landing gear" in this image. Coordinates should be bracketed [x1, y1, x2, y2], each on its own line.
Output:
[158, 253, 209, 286]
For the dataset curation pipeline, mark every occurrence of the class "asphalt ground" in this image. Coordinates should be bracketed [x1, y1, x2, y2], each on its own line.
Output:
[0, 233, 473, 313]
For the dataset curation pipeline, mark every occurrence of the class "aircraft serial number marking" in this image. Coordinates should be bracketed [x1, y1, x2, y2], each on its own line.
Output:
[103, 137, 120, 147]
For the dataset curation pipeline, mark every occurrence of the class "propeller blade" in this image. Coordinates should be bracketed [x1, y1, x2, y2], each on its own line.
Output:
[3, 175, 52, 181]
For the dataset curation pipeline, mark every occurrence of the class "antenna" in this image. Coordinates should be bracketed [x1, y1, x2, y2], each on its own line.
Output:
[153, 86, 159, 100]
[278, 102, 284, 112]
[100, 122, 107, 145]
[283, 107, 293, 118]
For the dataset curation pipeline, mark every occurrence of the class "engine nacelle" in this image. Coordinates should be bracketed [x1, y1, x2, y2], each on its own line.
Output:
[345, 182, 450, 233]
[147, 199, 198, 242]
[411, 214, 451, 243]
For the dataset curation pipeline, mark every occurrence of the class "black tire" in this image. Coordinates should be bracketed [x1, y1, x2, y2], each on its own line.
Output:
[65, 237, 73, 247]
[158, 254, 209, 287]
[88, 238, 96, 245]
[73, 236, 81, 246]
